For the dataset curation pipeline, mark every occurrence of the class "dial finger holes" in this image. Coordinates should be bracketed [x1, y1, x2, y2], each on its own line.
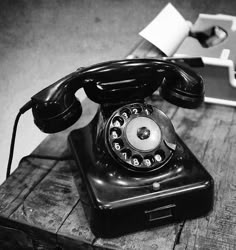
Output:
[154, 150, 165, 162]
[131, 154, 143, 167]
[143, 155, 155, 167]
[144, 105, 153, 115]
[113, 139, 124, 151]
[110, 127, 121, 139]
[131, 105, 142, 115]
[112, 116, 124, 127]
[120, 148, 132, 161]
[120, 108, 131, 119]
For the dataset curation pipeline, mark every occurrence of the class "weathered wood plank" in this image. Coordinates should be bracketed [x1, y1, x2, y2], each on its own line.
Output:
[171, 104, 236, 250]
[0, 130, 70, 217]
[0, 158, 58, 218]
[6, 160, 80, 248]
[57, 201, 95, 250]
[10, 161, 79, 232]
[56, 160, 96, 249]
[93, 226, 179, 250]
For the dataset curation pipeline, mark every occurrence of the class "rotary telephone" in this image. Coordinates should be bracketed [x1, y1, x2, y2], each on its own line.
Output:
[25, 59, 213, 237]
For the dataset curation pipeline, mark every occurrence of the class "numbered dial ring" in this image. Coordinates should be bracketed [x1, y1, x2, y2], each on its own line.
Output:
[106, 103, 177, 172]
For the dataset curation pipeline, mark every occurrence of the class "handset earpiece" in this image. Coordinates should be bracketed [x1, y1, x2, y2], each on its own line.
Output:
[82, 59, 204, 109]
[82, 59, 204, 108]
[158, 61, 204, 108]
[31, 59, 204, 133]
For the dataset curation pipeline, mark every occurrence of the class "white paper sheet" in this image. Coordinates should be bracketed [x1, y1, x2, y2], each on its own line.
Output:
[139, 3, 191, 56]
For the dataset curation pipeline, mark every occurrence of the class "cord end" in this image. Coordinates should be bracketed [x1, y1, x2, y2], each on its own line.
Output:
[19, 100, 33, 114]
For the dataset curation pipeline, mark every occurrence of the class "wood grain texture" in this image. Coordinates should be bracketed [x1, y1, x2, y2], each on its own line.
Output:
[57, 160, 96, 249]
[172, 104, 236, 250]
[57, 201, 95, 250]
[11, 161, 79, 231]
[0, 158, 57, 218]
[9, 159, 81, 249]
[93, 225, 178, 250]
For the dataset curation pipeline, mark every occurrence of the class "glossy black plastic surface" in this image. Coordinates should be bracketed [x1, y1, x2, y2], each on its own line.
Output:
[68, 104, 214, 238]
[31, 59, 204, 133]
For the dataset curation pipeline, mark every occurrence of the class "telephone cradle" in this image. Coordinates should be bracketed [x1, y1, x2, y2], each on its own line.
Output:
[30, 59, 214, 238]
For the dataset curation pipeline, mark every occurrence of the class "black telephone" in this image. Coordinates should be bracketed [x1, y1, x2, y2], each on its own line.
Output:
[30, 58, 213, 237]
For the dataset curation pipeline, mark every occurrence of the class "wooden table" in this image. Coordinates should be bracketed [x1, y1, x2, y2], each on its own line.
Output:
[0, 41, 236, 250]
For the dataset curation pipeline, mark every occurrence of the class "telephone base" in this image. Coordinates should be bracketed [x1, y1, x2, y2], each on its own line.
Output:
[68, 124, 214, 238]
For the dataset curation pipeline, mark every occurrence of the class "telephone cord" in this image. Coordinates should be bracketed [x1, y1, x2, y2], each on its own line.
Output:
[6, 104, 75, 179]
[6, 101, 32, 179]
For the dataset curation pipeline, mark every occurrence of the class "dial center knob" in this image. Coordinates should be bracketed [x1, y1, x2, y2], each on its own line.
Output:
[125, 117, 161, 151]
[137, 126, 150, 140]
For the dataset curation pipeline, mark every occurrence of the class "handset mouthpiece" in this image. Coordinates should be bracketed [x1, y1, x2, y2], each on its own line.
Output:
[31, 71, 83, 133]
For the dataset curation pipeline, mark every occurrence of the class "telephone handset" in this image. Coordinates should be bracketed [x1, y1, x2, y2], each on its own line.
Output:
[31, 59, 203, 133]
[30, 59, 213, 237]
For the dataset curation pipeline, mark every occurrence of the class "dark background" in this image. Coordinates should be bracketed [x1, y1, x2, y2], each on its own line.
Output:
[0, 0, 235, 183]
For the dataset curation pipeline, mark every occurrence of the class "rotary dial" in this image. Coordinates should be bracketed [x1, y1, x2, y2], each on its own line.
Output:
[106, 103, 176, 172]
